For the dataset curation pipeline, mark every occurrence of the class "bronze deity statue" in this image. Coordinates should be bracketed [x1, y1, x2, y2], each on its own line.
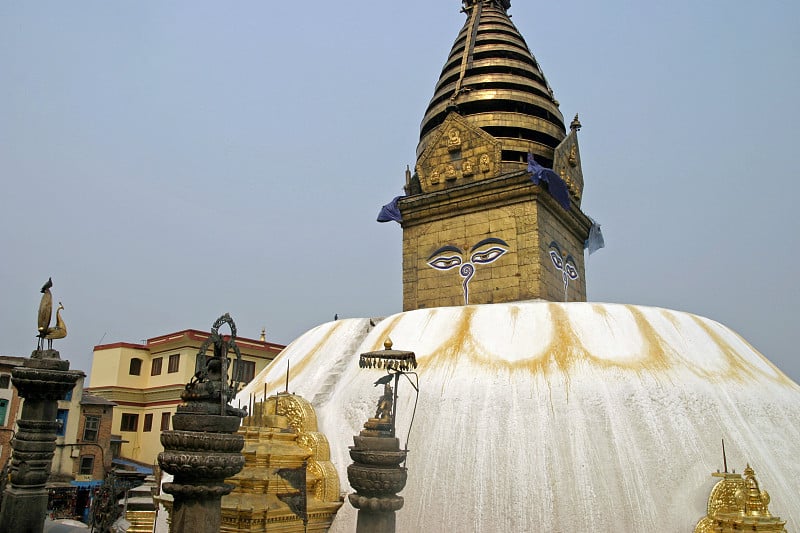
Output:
[374, 383, 393, 421]
[182, 313, 248, 417]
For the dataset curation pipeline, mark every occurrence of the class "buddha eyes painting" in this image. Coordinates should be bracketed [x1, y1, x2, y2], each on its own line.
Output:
[427, 238, 509, 305]
[548, 240, 579, 301]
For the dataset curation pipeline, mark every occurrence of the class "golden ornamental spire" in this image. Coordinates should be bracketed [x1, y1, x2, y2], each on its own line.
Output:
[463, 0, 510, 10]
[694, 463, 786, 532]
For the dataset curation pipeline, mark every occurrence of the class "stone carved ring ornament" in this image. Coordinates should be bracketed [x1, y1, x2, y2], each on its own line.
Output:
[427, 237, 509, 305]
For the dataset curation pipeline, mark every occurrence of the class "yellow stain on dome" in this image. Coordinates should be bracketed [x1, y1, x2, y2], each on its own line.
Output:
[404, 303, 796, 387]
[252, 319, 348, 399]
[249, 302, 798, 403]
[689, 315, 795, 386]
[365, 313, 406, 352]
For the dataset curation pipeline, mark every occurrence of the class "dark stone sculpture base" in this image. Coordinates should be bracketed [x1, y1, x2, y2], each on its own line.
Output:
[348, 434, 407, 533]
[159, 416, 244, 533]
[0, 352, 80, 533]
[171, 491, 225, 533]
[357, 510, 396, 533]
[0, 486, 48, 533]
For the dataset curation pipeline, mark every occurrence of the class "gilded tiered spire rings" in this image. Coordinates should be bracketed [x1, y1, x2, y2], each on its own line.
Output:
[462, 0, 510, 11]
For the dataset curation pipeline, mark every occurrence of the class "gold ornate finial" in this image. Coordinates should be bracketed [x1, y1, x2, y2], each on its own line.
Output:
[359, 340, 417, 371]
[570, 113, 582, 131]
[260, 328, 266, 342]
[694, 463, 786, 532]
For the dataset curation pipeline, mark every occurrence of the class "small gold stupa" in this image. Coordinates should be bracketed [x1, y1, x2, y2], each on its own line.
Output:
[695, 464, 787, 532]
[222, 393, 343, 532]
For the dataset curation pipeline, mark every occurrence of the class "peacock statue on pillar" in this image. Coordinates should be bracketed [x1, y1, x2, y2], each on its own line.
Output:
[35, 277, 67, 354]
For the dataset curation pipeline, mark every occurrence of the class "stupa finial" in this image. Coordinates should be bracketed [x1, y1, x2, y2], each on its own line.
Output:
[695, 462, 786, 532]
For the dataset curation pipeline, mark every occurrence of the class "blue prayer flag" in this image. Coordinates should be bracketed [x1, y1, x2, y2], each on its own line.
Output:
[377, 196, 403, 223]
[585, 218, 605, 255]
[527, 153, 570, 210]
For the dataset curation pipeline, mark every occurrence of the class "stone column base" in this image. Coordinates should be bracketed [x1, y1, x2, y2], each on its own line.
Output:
[0, 485, 49, 533]
[356, 510, 397, 533]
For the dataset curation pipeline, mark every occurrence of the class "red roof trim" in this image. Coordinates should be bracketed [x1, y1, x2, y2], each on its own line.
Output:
[146, 329, 284, 351]
[93, 342, 148, 351]
[112, 399, 183, 408]
[86, 384, 184, 393]
[94, 330, 284, 354]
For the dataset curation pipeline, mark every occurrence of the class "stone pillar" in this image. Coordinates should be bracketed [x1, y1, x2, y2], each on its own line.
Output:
[157, 314, 246, 533]
[159, 415, 244, 533]
[347, 432, 407, 533]
[0, 351, 81, 533]
[348, 340, 417, 533]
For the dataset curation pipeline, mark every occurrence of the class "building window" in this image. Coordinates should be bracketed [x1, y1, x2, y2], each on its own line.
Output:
[79, 456, 94, 476]
[120, 413, 138, 432]
[160, 412, 171, 431]
[63, 387, 73, 401]
[150, 357, 163, 376]
[143, 413, 153, 432]
[56, 409, 69, 437]
[0, 399, 7, 426]
[0, 375, 9, 389]
[168, 354, 180, 373]
[129, 358, 142, 376]
[234, 360, 256, 384]
[83, 415, 99, 442]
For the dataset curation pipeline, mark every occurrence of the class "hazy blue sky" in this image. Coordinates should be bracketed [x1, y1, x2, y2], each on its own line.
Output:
[1, 1, 798, 382]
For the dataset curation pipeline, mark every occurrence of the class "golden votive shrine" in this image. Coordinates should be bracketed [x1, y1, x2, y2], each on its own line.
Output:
[222, 393, 343, 532]
[695, 464, 787, 533]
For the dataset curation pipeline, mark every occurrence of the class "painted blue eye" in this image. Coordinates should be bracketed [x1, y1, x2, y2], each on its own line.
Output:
[549, 250, 563, 270]
[428, 255, 463, 270]
[564, 262, 578, 280]
[471, 246, 507, 264]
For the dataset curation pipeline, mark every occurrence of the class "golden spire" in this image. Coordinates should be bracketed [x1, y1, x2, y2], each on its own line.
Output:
[418, 0, 565, 169]
[695, 463, 786, 532]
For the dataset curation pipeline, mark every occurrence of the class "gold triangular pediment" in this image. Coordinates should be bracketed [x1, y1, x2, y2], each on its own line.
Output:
[553, 130, 584, 204]
[415, 113, 502, 193]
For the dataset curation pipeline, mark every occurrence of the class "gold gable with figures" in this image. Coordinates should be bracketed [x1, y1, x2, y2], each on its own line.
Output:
[220, 393, 343, 532]
[552, 127, 584, 205]
[415, 113, 502, 193]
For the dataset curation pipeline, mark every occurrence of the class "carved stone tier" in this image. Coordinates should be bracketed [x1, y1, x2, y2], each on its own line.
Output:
[157, 313, 249, 533]
[0, 351, 81, 533]
[159, 415, 245, 533]
[347, 432, 408, 533]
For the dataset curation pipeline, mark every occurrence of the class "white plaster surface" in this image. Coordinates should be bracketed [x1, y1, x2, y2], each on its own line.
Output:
[238, 302, 800, 532]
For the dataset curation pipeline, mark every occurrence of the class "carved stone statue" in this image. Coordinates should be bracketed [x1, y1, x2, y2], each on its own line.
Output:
[158, 313, 247, 533]
[183, 313, 247, 417]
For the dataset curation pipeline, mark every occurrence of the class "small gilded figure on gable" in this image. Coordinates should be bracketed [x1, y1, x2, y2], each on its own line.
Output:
[374, 383, 394, 421]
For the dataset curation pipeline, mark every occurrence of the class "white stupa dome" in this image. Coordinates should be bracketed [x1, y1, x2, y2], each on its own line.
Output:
[239, 302, 800, 531]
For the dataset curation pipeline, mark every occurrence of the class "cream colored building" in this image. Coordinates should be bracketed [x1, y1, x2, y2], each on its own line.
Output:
[87, 329, 283, 465]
